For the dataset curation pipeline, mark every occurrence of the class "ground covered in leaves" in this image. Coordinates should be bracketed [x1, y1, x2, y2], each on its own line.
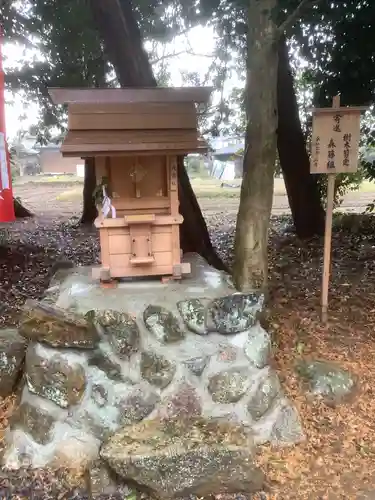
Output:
[0, 208, 375, 498]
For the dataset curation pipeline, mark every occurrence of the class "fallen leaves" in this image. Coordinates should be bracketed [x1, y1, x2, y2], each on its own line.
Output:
[0, 206, 375, 498]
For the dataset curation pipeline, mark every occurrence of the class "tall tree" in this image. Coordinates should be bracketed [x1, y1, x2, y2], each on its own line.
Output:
[232, 0, 279, 291]
[183, 0, 325, 240]
[277, 36, 325, 238]
[89, 0, 227, 271]
[233, 0, 321, 291]
[4, 0, 110, 222]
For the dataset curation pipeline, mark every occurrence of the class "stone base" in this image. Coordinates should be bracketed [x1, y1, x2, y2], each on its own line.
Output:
[3, 253, 304, 470]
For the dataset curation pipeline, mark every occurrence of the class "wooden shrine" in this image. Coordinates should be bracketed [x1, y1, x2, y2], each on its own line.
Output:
[49, 87, 211, 281]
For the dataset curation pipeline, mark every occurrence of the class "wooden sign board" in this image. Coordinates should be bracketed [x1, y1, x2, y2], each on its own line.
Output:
[309, 95, 368, 323]
[310, 99, 366, 175]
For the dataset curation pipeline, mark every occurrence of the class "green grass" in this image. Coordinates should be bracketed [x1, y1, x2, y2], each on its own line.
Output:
[30, 175, 375, 203]
[14, 174, 83, 186]
[56, 187, 83, 201]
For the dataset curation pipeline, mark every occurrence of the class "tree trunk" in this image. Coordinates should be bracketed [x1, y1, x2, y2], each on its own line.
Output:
[277, 36, 325, 237]
[14, 198, 32, 218]
[234, 157, 243, 179]
[233, 0, 278, 291]
[89, 0, 227, 270]
[80, 158, 98, 224]
[178, 157, 229, 271]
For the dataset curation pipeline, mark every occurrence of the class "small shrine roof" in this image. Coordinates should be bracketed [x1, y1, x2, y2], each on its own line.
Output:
[49, 87, 212, 105]
[49, 86, 211, 157]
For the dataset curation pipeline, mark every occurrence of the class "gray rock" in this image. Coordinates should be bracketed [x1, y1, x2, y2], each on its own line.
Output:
[10, 401, 55, 445]
[118, 387, 160, 426]
[140, 351, 176, 389]
[25, 344, 86, 408]
[157, 382, 202, 420]
[143, 305, 185, 343]
[208, 293, 264, 334]
[269, 403, 305, 446]
[184, 356, 209, 376]
[177, 298, 208, 335]
[87, 460, 118, 498]
[3, 255, 306, 469]
[75, 410, 114, 442]
[0, 329, 27, 397]
[88, 350, 123, 382]
[216, 346, 238, 363]
[244, 323, 271, 368]
[91, 384, 109, 408]
[100, 418, 264, 499]
[69, 381, 149, 442]
[208, 369, 250, 403]
[296, 359, 356, 403]
[88, 310, 140, 359]
[19, 300, 99, 349]
[87, 460, 133, 499]
[248, 372, 281, 421]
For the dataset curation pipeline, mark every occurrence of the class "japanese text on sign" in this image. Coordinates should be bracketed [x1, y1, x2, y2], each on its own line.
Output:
[310, 110, 361, 174]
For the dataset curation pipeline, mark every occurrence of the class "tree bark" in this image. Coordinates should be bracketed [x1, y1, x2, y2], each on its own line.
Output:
[14, 198, 32, 218]
[233, 0, 278, 291]
[277, 36, 325, 237]
[80, 158, 98, 224]
[89, 0, 227, 270]
[234, 157, 243, 178]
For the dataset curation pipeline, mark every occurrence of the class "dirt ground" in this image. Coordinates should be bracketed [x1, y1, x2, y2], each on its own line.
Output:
[1, 180, 375, 499]
[11, 180, 375, 219]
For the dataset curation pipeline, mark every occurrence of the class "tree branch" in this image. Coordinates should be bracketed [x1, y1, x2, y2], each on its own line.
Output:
[277, 0, 319, 37]
[151, 50, 214, 65]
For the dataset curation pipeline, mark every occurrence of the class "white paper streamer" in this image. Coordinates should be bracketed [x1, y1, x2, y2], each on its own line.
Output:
[101, 185, 116, 218]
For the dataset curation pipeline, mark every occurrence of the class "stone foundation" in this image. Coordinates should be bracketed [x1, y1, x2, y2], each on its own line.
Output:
[3, 253, 304, 469]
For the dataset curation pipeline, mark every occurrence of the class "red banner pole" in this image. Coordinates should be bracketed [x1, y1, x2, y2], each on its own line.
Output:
[0, 24, 15, 222]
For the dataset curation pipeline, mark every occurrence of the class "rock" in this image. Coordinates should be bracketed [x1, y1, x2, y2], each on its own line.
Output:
[88, 310, 139, 359]
[269, 403, 305, 446]
[118, 386, 160, 426]
[217, 346, 237, 362]
[140, 351, 176, 389]
[208, 369, 250, 403]
[50, 259, 75, 275]
[25, 344, 86, 408]
[184, 356, 209, 376]
[177, 298, 208, 335]
[75, 410, 114, 442]
[91, 384, 108, 408]
[101, 418, 264, 499]
[10, 401, 55, 445]
[119, 388, 160, 426]
[248, 371, 281, 421]
[296, 359, 356, 404]
[87, 460, 131, 499]
[157, 382, 202, 420]
[88, 349, 123, 382]
[19, 300, 99, 349]
[48, 432, 100, 470]
[47, 261, 75, 292]
[0, 329, 27, 397]
[208, 293, 264, 334]
[244, 323, 271, 368]
[87, 460, 118, 498]
[143, 305, 185, 343]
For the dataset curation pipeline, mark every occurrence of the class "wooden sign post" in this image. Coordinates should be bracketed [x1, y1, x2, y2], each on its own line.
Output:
[310, 95, 367, 322]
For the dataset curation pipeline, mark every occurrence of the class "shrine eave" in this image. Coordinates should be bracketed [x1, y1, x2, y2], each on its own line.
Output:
[49, 86, 213, 105]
